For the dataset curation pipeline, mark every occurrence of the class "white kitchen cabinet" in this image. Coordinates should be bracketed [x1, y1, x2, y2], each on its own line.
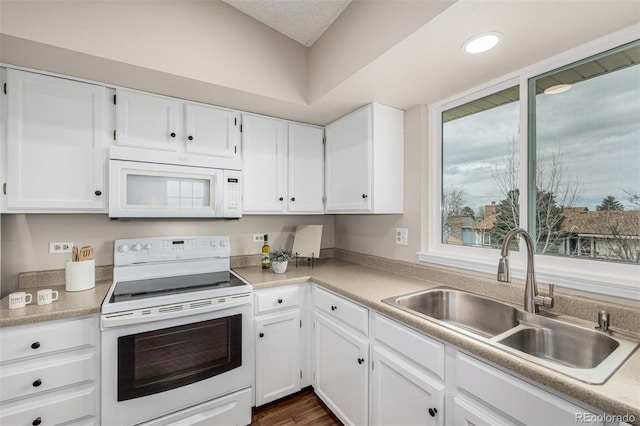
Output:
[242, 114, 324, 214]
[371, 313, 445, 426]
[324, 102, 404, 213]
[113, 88, 241, 169]
[453, 351, 604, 426]
[3, 68, 110, 212]
[287, 122, 324, 214]
[254, 284, 308, 406]
[313, 287, 369, 426]
[255, 311, 301, 406]
[0, 316, 100, 425]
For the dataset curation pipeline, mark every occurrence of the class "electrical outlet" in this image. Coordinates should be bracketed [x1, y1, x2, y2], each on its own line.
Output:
[396, 228, 408, 246]
[253, 234, 265, 243]
[49, 242, 74, 254]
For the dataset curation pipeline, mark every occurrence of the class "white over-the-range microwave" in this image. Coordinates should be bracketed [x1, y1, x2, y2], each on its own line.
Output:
[108, 159, 242, 219]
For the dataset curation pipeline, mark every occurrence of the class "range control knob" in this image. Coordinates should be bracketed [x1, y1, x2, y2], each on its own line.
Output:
[132, 243, 142, 252]
[118, 244, 130, 253]
[143, 243, 152, 250]
[209, 241, 218, 248]
[219, 240, 227, 247]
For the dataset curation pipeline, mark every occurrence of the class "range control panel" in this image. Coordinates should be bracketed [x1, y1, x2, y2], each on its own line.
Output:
[114, 236, 230, 266]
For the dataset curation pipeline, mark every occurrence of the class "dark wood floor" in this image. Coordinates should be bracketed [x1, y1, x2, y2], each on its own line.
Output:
[251, 388, 343, 426]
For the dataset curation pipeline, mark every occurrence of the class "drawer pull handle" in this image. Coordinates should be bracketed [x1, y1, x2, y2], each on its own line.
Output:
[277, 298, 283, 304]
[31, 342, 40, 350]
[259, 332, 264, 338]
[32, 379, 42, 387]
[428, 408, 438, 417]
[33, 417, 42, 426]
[357, 357, 364, 365]
[331, 305, 337, 311]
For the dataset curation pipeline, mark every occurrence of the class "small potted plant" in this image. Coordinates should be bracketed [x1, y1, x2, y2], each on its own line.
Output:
[270, 249, 294, 274]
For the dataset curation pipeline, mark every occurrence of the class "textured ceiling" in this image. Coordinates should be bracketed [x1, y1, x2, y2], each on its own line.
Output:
[221, 0, 351, 47]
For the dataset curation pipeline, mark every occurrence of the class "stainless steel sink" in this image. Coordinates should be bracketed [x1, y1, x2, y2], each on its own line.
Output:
[497, 325, 619, 369]
[383, 287, 520, 338]
[382, 287, 639, 384]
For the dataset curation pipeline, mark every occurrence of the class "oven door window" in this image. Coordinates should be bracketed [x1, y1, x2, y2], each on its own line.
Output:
[117, 315, 242, 401]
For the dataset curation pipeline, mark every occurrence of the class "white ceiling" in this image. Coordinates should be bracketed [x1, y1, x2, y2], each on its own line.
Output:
[221, 0, 352, 47]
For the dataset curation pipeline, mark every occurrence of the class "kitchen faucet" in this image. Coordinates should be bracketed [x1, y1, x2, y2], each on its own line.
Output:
[497, 228, 554, 313]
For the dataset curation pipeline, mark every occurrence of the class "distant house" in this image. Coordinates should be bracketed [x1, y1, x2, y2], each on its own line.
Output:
[559, 207, 640, 263]
[472, 204, 500, 247]
[443, 215, 477, 246]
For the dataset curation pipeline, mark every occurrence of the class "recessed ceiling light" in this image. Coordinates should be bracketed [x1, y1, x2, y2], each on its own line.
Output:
[544, 84, 572, 94]
[463, 32, 502, 54]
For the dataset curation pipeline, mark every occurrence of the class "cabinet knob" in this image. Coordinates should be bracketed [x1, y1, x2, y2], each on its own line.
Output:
[362, 194, 368, 199]
[32, 417, 42, 426]
[277, 298, 283, 304]
[32, 379, 42, 387]
[428, 408, 438, 417]
[31, 342, 40, 350]
[170, 132, 176, 138]
[94, 190, 102, 196]
[279, 197, 284, 201]
[188, 136, 193, 141]
[290, 197, 295, 202]
[331, 305, 337, 311]
[357, 358, 364, 365]
[259, 332, 264, 338]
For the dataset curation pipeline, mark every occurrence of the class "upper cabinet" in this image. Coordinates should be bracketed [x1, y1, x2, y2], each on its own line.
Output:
[242, 114, 324, 214]
[2, 69, 111, 212]
[325, 103, 404, 214]
[112, 88, 241, 169]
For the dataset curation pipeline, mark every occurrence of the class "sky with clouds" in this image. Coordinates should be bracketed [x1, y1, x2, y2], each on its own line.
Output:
[443, 64, 639, 213]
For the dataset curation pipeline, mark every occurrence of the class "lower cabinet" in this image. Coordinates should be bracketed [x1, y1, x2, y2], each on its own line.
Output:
[255, 310, 301, 406]
[313, 286, 369, 426]
[314, 311, 369, 426]
[371, 313, 445, 426]
[254, 284, 308, 407]
[0, 316, 100, 425]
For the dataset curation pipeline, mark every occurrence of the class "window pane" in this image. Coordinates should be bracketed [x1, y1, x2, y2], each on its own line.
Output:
[441, 86, 519, 248]
[530, 41, 640, 264]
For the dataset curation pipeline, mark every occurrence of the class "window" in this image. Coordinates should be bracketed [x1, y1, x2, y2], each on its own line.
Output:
[529, 41, 640, 265]
[423, 30, 639, 298]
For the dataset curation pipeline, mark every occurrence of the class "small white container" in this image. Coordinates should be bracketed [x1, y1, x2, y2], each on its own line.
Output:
[65, 259, 95, 292]
[272, 261, 288, 274]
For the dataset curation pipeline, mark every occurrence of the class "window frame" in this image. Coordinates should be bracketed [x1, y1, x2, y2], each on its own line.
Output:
[419, 25, 640, 300]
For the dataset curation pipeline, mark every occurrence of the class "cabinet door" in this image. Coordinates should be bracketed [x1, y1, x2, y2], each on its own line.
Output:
[5, 69, 107, 211]
[116, 89, 179, 151]
[255, 310, 301, 406]
[184, 102, 240, 159]
[452, 396, 514, 426]
[325, 105, 372, 212]
[242, 114, 287, 213]
[288, 123, 324, 214]
[371, 345, 444, 426]
[314, 312, 368, 426]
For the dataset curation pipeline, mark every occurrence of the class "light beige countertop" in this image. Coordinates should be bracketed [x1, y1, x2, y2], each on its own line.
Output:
[233, 258, 640, 424]
[0, 281, 111, 327]
[1, 256, 638, 423]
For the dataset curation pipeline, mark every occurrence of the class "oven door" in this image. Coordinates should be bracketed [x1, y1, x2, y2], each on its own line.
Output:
[101, 298, 253, 426]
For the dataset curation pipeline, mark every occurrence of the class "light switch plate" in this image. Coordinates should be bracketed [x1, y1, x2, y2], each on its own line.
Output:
[396, 228, 408, 246]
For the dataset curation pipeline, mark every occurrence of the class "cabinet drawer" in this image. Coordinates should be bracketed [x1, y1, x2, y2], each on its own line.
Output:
[374, 313, 444, 380]
[0, 383, 97, 426]
[0, 349, 96, 401]
[314, 286, 368, 335]
[0, 317, 96, 363]
[456, 353, 602, 426]
[255, 285, 300, 314]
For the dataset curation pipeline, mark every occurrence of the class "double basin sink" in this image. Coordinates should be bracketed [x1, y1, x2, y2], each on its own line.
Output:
[383, 287, 638, 384]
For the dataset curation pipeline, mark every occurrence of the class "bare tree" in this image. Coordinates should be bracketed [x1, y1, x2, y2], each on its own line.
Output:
[442, 186, 467, 222]
[623, 189, 640, 210]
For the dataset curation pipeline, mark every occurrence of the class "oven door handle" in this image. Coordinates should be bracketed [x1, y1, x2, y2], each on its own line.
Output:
[101, 294, 251, 329]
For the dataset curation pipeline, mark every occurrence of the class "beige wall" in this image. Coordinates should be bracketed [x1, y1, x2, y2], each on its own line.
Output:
[1, 214, 334, 296]
[0, 0, 308, 105]
[334, 105, 426, 262]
